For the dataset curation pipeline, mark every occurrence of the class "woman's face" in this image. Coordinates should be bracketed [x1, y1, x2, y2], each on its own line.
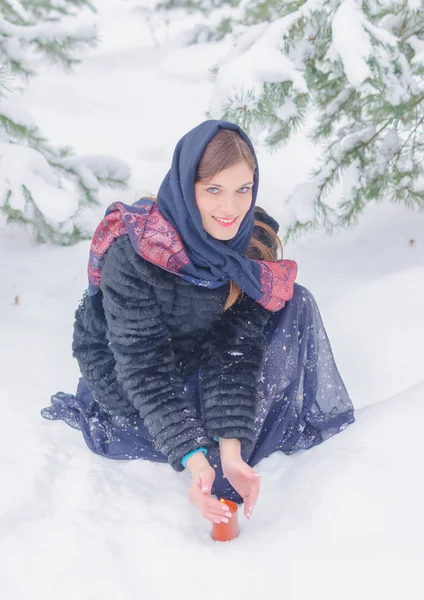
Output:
[194, 161, 254, 241]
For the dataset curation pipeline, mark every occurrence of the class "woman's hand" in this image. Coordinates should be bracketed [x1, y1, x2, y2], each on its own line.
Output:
[186, 452, 233, 524]
[217, 438, 261, 519]
[221, 457, 261, 519]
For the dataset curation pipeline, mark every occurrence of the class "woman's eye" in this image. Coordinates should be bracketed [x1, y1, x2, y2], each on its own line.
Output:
[206, 186, 251, 194]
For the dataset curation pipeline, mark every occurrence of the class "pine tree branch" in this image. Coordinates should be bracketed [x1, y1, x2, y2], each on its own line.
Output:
[397, 1, 409, 38]
[395, 115, 424, 160]
[401, 26, 424, 41]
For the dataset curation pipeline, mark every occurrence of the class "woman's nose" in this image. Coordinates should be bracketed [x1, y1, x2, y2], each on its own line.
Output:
[218, 195, 238, 214]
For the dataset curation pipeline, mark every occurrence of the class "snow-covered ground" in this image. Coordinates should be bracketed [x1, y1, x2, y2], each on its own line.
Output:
[1, 1, 424, 598]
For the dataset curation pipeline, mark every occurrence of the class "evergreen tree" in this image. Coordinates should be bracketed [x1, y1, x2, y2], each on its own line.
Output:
[203, 0, 424, 241]
[156, 0, 238, 41]
[0, 0, 131, 244]
[131, 0, 240, 45]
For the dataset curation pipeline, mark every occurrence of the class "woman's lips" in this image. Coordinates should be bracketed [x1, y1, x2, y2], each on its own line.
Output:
[212, 216, 238, 227]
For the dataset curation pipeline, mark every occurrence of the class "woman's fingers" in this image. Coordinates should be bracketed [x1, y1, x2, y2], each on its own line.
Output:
[198, 501, 232, 523]
[205, 508, 233, 523]
[205, 498, 232, 518]
[251, 477, 261, 504]
[198, 490, 228, 513]
[193, 491, 233, 522]
[192, 487, 226, 509]
[244, 475, 261, 518]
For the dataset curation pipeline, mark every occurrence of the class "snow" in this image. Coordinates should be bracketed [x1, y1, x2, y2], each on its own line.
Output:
[327, 0, 373, 86]
[342, 158, 361, 202]
[0, 94, 36, 129]
[0, 141, 79, 223]
[1, 1, 424, 597]
[158, 41, 231, 82]
[275, 98, 298, 121]
[366, 128, 400, 179]
[286, 181, 318, 224]
[209, 15, 308, 120]
[59, 154, 131, 191]
[0, 12, 97, 44]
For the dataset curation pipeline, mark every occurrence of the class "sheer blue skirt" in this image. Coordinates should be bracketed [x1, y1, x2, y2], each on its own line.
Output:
[41, 284, 355, 503]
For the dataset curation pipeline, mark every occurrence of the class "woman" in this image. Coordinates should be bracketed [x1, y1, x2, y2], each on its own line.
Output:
[41, 119, 355, 526]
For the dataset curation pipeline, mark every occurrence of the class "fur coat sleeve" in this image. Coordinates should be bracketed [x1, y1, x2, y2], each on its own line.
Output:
[199, 293, 272, 450]
[95, 237, 213, 472]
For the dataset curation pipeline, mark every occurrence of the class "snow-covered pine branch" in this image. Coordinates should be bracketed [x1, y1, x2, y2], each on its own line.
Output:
[206, 0, 424, 241]
[0, 1, 131, 245]
[0, 0, 97, 77]
[0, 137, 130, 245]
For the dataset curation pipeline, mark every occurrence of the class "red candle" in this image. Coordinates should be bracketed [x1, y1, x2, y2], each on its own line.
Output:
[211, 499, 240, 542]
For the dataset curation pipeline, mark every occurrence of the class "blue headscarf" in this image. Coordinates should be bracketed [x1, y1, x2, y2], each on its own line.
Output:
[87, 119, 297, 311]
[156, 119, 263, 299]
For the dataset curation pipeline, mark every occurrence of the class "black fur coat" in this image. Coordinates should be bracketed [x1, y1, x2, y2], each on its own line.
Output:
[72, 208, 278, 471]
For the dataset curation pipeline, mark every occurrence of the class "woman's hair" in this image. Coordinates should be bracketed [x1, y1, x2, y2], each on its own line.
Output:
[144, 129, 284, 311]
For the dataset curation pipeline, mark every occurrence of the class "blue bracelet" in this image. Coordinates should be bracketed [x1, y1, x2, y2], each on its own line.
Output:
[213, 436, 219, 441]
[181, 447, 208, 468]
